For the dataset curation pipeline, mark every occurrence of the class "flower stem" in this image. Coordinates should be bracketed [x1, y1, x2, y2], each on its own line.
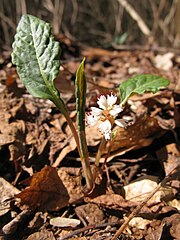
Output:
[53, 98, 82, 158]
[79, 130, 93, 191]
[95, 137, 106, 167]
[54, 98, 93, 191]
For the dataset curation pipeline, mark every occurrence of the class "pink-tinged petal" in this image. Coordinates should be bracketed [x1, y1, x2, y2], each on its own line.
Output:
[114, 119, 127, 128]
[107, 94, 117, 107]
[97, 95, 107, 110]
[99, 120, 112, 140]
[109, 104, 123, 116]
[91, 107, 103, 116]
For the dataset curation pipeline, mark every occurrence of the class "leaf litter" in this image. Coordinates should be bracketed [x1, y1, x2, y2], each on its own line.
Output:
[0, 38, 180, 239]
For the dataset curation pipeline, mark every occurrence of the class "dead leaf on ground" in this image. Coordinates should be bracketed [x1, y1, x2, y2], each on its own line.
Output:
[156, 143, 180, 175]
[15, 166, 70, 211]
[0, 177, 20, 216]
[123, 175, 174, 206]
[75, 203, 105, 225]
[85, 193, 136, 210]
[129, 217, 151, 230]
[145, 213, 180, 240]
[100, 115, 164, 161]
[58, 167, 84, 203]
[26, 229, 56, 240]
[153, 52, 174, 71]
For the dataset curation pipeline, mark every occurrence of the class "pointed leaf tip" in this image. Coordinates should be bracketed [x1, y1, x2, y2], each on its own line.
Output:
[75, 59, 86, 131]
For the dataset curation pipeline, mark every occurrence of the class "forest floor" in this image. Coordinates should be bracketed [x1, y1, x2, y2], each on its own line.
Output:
[0, 39, 180, 240]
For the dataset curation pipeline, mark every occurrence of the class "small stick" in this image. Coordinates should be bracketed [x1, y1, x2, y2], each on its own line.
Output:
[57, 221, 122, 240]
[111, 166, 178, 240]
[116, 0, 151, 36]
[2, 210, 31, 235]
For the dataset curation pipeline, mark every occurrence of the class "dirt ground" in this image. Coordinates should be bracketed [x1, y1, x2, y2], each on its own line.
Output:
[0, 39, 180, 240]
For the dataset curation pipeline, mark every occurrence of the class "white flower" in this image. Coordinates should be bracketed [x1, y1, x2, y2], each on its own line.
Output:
[86, 94, 126, 140]
[99, 120, 112, 140]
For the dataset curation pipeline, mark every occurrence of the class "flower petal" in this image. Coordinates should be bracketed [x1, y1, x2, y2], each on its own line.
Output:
[99, 120, 112, 140]
[109, 104, 123, 116]
[114, 119, 127, 128]
[107, 94, 117, 107]
[91, 107, 103, 116]
[97, 95, 107, 110]
[86, 114, 97, 126]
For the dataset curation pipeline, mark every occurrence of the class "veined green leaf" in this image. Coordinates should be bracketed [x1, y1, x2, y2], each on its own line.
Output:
[119, 74, 170, 106]
[75, 58, 86, 131]
[12, 14, 61, 102]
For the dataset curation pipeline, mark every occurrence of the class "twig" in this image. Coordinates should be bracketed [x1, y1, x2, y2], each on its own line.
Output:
[116, 0, 151, 36]
[111, 166, 179, 240]
[57, 221, 122, 240]
[2, 210, 32, 235]
[111, 43, 180, 54]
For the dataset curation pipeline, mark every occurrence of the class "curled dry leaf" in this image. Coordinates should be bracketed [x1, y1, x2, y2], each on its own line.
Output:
[123, 175, 173, 206]
[85, 193, 136, 210]
[15, 166, 70, 211]
[153, 52, 174, 71]
[146, 213, 180, 240]
[129, 217, 151, 230]
[0, 177, 20, 216]
[101, 115, 163, 161]
[75, 203, 105, 225]
[26, 229, 56, 240]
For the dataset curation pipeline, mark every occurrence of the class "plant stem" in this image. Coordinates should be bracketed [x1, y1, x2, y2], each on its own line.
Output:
[54, 98, 93, 191]
[95, 137, 106, 167]
[79, 130, 93, 191]
[53, 98, 82, 159]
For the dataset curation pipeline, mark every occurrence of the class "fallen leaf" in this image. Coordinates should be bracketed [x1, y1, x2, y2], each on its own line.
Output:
[26, 229, 56, 240]
[123, 175, 173, 205]
[0, 133, 15, 146]
[57, 167, 84, 203]
[85, 193, 136, 209]
[153, 52, 174, 71]
[100, 115, 163, 161]
[75, 203, 105, 225]
[0, 177, 20, 216]
[145, 213, 180, 240]
[129, 217, 151, 230]
[167, 199, 180, 211]
[15, 166, 70, 211]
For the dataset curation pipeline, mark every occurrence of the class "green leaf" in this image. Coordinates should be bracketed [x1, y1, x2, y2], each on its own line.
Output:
[75, 58, 86, 131]
[11, 14, 61, 102]
[119, 74, 170, 106]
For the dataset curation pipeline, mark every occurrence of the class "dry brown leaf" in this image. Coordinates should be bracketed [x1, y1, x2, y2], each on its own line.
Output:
[129, 217, 151, 230]
[85, 193, 136, 209]
[0, 133, 15, 146]
[0, 177, 20, 216]
[26, 229, 56, 240]
[15, 166, 70, 211]
[75, 203, 105, 225]
[101, 115, 163, 161]
[57, 167, 84, 203]
[53, 137, 76, 167]
[145, 213, 180, 240]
